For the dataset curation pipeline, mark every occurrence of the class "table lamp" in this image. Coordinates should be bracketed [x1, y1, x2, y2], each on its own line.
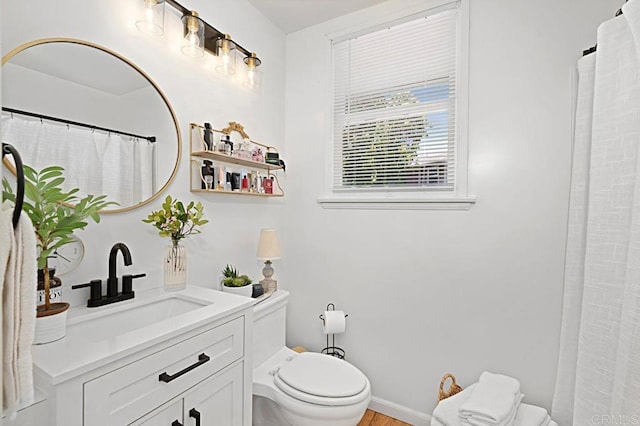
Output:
[257, 229, 281, 292]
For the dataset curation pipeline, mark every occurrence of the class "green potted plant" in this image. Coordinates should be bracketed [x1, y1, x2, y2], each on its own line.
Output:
[2, 165, 115, 344]
[221, 264, 253, 297]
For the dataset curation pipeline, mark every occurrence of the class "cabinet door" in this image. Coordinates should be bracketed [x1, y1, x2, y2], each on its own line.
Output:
[183, 363, 244, 426]
[84, 317, 244, 425]
[130, 400, 183, 426]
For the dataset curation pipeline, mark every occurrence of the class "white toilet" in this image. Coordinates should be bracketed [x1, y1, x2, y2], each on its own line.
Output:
[252, 290, 371, 426]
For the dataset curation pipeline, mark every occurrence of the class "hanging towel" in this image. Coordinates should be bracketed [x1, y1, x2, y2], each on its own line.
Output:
[0, 208, 37, 416]
[459, 372, 523, 426]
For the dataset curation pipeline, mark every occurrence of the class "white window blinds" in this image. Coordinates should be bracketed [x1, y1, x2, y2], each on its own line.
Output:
[332, 4, 459, 191]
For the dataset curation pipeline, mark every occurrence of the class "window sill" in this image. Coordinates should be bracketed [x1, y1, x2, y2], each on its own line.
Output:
[317, 196, 476, 210]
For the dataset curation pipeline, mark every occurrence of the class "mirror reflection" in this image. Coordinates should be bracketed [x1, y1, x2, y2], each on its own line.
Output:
[1, 39, 180, 212]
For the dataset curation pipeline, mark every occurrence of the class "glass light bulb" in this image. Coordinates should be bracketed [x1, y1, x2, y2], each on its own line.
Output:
[145, 6, 154, 21]
[181, 11, 204, 57]
[136, 0, 164, 36]
[243, 54, 261, 90]
[186, 30, 200, 48]
[216, 36, 237, 75]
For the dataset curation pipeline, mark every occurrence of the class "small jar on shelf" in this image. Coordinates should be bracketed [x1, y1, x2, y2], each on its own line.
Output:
[234, 138, 252, 160]
[218, 134, 232, 155]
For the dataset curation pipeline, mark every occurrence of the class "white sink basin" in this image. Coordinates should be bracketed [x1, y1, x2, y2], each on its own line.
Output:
[66, 295, 208, 342]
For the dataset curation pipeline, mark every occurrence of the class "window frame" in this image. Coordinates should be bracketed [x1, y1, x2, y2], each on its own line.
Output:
[318, 0, 474, 210]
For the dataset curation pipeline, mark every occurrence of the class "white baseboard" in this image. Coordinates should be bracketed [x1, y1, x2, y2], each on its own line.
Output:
[368, 395, 432, 426]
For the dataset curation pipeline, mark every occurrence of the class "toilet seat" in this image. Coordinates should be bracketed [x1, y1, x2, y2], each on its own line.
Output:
[274, 352, 369, 407]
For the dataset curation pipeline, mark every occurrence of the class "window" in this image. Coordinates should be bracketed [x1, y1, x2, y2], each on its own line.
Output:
[329, 2, 470, 207]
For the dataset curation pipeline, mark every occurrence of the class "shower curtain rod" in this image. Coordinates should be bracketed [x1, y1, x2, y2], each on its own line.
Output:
[583, 1, 628, 56]
[2, 107, 156, 142]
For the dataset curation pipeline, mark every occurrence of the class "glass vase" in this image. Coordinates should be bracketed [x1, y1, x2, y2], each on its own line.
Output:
[164, 240, 187, 291]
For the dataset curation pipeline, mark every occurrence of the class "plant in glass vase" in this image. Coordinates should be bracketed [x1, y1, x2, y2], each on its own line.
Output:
[2, 165, 115, 343]
[143, 195, 208, 291]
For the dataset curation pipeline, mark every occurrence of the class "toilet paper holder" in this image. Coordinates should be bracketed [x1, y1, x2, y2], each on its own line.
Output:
[319, 303, 348, 359]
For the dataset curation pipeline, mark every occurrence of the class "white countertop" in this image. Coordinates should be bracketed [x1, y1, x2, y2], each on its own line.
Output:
[32, 286, 254, 385]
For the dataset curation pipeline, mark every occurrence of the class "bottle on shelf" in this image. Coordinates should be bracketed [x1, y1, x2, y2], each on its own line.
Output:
[201, 160, 215, 190]
[203, 122, 214, 151]
[231, 172, 241, 192]
[219, 134, 233, 155]
[236, 138, 252, 160]
[263, 176, 273, 194]
[225, 172, 232, 192]
[217, 166, 226, 190]
[241, 175, 249, 192]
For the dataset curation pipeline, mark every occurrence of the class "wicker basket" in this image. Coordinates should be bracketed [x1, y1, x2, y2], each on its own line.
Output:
[438, 373, 463, 401]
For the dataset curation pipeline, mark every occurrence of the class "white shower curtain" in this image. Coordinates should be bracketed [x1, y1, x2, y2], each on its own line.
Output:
[553, 2, 640, 424]
[1, 115, 154, 207]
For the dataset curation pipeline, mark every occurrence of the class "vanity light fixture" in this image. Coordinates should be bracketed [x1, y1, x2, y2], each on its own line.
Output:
[135, 0, 165, 36]
[134, 0, 265, 83]
[180, 10, 205, 57]
[216, 34, 237, 75]
[243, 52, 262, 90]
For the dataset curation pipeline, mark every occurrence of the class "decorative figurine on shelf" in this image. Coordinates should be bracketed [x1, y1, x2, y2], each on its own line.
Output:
[143, 196, 208, 291]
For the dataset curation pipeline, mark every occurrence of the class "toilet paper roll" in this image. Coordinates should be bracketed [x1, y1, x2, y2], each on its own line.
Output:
[322, 310, 346, 335]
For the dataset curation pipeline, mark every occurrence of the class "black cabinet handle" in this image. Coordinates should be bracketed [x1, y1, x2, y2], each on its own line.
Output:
[189, 408, 201, 426]
[171, 421, 183, 426]
[158, 353, 210, 383]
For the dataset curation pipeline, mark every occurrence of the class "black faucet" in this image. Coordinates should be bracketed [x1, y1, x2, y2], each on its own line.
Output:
[108, 243, 132, 298]
[72, 242, 146, 308]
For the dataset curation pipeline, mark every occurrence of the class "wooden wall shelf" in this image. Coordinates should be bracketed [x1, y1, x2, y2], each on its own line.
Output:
[189, 123, 284, 197]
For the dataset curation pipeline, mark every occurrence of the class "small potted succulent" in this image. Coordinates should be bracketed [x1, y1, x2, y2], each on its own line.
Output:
[2, 165, 115, 344]
[221, 264, 253, 297]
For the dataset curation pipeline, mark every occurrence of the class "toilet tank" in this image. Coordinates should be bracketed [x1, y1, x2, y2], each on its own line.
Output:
[253, 290, 289, 369]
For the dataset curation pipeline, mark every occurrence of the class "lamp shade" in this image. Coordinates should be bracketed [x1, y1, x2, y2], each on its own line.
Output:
[257, 229, 281, 260]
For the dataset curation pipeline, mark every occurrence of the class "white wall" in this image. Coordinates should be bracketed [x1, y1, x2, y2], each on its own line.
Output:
[1, 0, 286, 309]
[283, 0, 620, 418]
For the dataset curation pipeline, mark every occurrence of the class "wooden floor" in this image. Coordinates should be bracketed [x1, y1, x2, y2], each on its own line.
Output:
[358, 409, 412, 426]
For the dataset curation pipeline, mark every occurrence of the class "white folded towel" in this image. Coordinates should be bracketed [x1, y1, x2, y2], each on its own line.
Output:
[432, 383, 477, 425]
[514, 404, 550, 426]
[0, 209, 37, 416]
[459, 372, 522, 425]
[433, 381, 551, 426]
[463, 394, 523, 426]
[431, 416, 446, 426]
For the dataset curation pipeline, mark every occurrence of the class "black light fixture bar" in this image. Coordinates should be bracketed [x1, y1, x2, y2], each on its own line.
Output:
[165, 0, 255, 60]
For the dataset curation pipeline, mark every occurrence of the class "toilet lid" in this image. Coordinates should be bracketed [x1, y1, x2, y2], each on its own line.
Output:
[276, 353, 367, 399]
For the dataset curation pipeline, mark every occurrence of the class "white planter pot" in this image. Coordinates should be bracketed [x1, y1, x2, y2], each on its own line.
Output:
[34, 308, 68, 344]
[222, 284, 253, 298]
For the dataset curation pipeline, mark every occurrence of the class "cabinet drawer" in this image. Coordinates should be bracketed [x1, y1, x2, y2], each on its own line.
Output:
[84, 316, 244, 426]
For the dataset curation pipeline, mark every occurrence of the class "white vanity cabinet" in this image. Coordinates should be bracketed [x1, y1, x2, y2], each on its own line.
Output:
[134, 362, 244, 426]
[28, 288, 254, 426]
